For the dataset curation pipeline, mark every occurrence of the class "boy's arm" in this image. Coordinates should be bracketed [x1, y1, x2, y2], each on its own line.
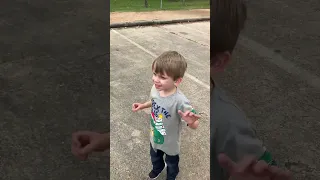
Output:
[141, 100, 152, 109]
[179, 101, 199, 129]
[216, 115, 276, 166]
[140, 85, 155, 109]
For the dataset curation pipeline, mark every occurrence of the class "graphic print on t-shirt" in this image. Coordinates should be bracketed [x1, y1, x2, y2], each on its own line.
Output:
[150, 99, 171, 144]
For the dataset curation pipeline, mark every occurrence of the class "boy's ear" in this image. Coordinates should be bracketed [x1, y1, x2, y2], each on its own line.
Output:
[175, 77, 183, 85]
[211, 51, 231, 72]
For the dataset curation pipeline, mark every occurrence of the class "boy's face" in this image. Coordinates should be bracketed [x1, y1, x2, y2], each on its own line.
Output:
[152, 70, 180, 91]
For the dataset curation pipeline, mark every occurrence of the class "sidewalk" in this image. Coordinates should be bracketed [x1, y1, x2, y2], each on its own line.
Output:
[110, 9, 210, 24]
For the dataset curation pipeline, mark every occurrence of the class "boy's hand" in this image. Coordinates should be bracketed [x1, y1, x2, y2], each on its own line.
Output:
[71, 131, 109, 160]
[178, 110, 200, 124]
[132, 103, 144, 112]
[218, 153, 292, 180]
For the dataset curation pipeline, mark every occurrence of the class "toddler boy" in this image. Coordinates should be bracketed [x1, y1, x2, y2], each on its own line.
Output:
[132, 51, 200, 180]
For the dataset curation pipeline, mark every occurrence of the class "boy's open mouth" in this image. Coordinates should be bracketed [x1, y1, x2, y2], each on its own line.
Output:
[155, 84, 161, 88]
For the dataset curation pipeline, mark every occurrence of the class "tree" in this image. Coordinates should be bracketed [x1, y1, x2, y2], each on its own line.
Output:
[145, 0, 148, 8]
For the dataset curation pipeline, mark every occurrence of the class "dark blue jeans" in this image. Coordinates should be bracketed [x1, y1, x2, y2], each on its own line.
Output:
[150, 144, 179, 180]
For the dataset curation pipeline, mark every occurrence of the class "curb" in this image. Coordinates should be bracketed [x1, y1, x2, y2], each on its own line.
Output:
[110, 17, 210, 28]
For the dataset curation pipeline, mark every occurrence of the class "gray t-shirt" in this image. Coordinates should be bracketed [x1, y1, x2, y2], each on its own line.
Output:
[149, 85, 193, 156]
[211, 83, 266, 180]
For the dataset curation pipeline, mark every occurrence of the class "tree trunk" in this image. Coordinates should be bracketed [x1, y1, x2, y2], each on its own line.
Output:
[144, 0, 148, 8]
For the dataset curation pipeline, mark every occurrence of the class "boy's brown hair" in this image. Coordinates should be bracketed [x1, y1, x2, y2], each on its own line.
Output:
[152, 51, 187, 81]
[211, 0, 247, 59]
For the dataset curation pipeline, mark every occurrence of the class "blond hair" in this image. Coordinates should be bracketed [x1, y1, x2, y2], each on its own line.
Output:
[152, 51, 187, 80]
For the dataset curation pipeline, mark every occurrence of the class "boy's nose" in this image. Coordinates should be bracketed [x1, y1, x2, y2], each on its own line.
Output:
[153, 76, 159, 82]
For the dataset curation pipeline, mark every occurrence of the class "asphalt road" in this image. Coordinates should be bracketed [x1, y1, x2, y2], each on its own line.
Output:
[215, 1, 320, 179]
[110, 22, 210, 180]
[0, 0, 109, 180]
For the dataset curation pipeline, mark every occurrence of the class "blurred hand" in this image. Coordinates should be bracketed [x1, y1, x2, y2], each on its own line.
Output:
[178, 110, 200, 124]
[218, 153, 292, 180]
[132, 103, 144, 112]
[71, 131, 109, 160]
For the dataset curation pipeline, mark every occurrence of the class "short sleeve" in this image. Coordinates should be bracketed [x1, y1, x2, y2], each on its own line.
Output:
[178, 100, 197, 114]
[149, 85, 156, 100]
[215, 113, 266, 163]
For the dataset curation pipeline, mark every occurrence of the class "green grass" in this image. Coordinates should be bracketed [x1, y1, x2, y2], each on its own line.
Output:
[110, 0, 209, 12]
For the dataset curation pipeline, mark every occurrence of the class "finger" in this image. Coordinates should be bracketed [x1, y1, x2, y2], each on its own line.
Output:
[192, 113, 201, 119]
[268, 166, 292, 180]
[72, 139, 80, 148]
[189, 112, 200, 119]
[218, 153, 237, 173]
[252, 160, 269, 175]
[72, 132, 82, 147]
[72, 144, 88, 160]
[78, 135, 90, 147]
[79, 142, 96, 156]
[184, 111, 191, 117]
[235, 155, 257, 173]
[178, 110, 184, 116]
[192, 120, 199, 127]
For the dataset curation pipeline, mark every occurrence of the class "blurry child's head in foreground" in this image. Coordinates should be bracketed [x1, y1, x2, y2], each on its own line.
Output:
[210, 0, 247, 79]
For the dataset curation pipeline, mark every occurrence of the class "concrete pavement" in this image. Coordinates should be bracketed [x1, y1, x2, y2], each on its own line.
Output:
[110, 22, 210, 180]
